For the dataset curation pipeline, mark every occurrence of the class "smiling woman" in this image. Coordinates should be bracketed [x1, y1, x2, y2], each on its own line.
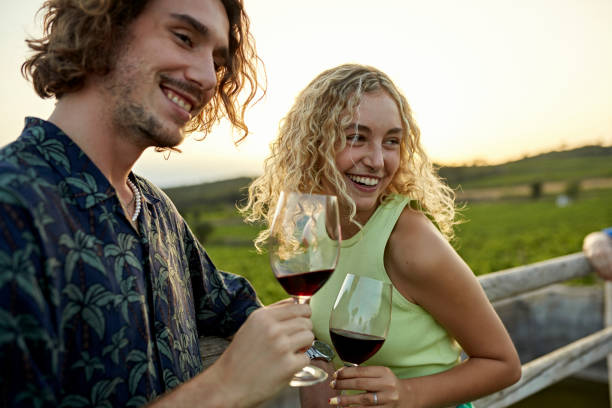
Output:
[241, 63, 457, 246]
[330, 91, 402, 229]
[241, 63, 521, 408]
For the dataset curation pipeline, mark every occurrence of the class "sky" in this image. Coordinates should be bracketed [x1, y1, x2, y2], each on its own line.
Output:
[1, 0, 611, 188]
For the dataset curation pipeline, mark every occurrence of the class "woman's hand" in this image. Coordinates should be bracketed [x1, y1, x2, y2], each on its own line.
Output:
[329, 365, 415, 408]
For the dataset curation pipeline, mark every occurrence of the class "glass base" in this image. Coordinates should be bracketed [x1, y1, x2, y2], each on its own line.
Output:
[288, 364, 328, 387]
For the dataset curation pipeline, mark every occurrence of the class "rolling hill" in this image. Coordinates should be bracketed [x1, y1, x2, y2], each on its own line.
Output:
[163, 145, 612, 211]
[437, 145, 612, 190]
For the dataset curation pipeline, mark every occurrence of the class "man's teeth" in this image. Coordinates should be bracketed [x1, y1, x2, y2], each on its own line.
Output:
[347, 175, 379, 186]
[165, 89, 192, 112]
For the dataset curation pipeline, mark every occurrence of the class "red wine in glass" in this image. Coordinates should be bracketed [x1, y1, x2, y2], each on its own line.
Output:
[329, 328, 385, 365]
[276, 269, 334, 297]
[269, 191, 341, 386]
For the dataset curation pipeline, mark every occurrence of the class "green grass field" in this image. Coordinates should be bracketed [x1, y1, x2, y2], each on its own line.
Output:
[455, 189, 612, 275]
[188, 188, 612, 305]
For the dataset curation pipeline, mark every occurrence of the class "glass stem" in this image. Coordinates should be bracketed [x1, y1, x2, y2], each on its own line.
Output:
[294, 296, 310, 304]
[293, 296, 313, 353]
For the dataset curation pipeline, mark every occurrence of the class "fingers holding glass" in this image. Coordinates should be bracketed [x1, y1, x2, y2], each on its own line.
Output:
[329, 391, 383, 406]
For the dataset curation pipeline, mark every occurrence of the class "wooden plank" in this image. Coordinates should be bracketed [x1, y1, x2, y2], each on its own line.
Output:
[199, 336, 230, 369]
[478, 252, 593, 302]
[605, 281, 612, 407]
[474, 326, 612, 408]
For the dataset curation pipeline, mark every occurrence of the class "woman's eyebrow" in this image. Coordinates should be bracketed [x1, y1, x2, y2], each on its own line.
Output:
[344, 124, 370, 133]
[344, 124, 403, 135]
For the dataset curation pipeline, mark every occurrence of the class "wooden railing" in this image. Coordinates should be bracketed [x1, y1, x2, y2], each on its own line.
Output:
[474, 252, 612, 407]
[200, 252, 612, 407]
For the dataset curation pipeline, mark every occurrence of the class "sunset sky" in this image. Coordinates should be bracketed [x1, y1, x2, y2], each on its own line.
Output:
[1, 0, 611, 187]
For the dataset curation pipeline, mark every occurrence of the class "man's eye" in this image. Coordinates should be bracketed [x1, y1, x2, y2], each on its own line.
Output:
[174, 32, 193, 47]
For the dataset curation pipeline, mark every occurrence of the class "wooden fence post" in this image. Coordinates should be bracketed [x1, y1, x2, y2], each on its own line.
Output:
[605, 281, 612, 407]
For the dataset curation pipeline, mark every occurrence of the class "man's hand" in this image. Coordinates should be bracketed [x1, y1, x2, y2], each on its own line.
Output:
[206, 299, 314, 407]
[148, 299, 313, 408]
[583, 231, 612, 280]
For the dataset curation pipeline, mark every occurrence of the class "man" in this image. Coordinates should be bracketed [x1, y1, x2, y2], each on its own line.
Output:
[583, 227, 612, 279]
[0, 1, 313, 407]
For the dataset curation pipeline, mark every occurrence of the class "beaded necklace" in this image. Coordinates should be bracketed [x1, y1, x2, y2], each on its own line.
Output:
[126, 179, 141, 222]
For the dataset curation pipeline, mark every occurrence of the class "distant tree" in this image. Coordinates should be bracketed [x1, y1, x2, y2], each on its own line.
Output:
[471, 158, 488, 167]
[565, 180, 581, 200]
[530, 181, 542, 199]
[194, 221, 214, 244]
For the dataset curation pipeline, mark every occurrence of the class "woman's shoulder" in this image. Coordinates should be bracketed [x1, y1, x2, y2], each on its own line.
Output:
[391, 205, 446, 247]
[386, 206, 455, 281]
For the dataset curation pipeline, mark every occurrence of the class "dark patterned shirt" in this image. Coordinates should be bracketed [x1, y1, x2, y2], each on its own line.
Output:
[0, 118, 261, 407]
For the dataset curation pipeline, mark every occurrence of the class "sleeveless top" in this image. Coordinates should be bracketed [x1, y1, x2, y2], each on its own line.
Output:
[310, 195, 462, 379]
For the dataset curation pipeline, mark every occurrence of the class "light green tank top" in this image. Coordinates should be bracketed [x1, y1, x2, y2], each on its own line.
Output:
[310, 195, 462, 379]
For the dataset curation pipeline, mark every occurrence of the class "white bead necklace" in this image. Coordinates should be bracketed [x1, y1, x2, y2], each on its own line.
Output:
[126, 179, 141, 222]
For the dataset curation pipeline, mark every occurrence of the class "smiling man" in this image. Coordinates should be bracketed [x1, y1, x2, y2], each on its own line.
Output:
[0, 1, 314, 407]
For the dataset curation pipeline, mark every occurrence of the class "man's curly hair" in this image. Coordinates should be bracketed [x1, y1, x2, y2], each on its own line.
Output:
[21, 0, 264, 141]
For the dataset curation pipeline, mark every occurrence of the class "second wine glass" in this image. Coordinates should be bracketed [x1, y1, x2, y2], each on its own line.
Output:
[329, 274, 392, 366]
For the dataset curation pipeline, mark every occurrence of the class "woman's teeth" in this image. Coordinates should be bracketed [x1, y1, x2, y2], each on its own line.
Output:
[347, 175, 379, 186]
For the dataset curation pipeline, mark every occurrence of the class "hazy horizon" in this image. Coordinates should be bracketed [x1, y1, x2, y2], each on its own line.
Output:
[157, 141, 610, 189]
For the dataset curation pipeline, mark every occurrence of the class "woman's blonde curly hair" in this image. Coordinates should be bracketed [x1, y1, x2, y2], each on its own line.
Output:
[21, 0, 263, 144]
[240, 64, 458, 250]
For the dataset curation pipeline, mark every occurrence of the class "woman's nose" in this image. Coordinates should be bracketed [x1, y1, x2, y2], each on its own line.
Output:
[363, 145, 384, 171]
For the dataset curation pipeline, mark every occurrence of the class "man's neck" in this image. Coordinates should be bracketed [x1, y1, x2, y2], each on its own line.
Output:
[47, 87, 145, 189]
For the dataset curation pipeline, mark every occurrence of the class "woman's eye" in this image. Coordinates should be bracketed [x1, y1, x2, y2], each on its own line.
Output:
[385, 138, 400, 146]
[174, 32, 193, 47]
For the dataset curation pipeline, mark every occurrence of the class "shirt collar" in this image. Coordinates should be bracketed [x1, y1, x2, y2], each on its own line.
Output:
[21, 117, 122, 210]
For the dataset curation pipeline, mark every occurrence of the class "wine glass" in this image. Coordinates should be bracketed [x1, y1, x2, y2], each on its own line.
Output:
[329, 274, 392, 366]
[269, 191, 341, 386]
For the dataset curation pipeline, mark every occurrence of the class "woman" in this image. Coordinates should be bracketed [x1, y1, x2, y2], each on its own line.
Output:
[241, 64, 521, 407]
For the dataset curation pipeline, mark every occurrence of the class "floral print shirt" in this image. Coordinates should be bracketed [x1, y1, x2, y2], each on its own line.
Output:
[0, 118, 261, 407]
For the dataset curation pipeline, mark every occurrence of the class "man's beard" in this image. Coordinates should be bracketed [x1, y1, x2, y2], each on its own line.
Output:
[103, 53, 187, 148]
[113, 96, 185, 149]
